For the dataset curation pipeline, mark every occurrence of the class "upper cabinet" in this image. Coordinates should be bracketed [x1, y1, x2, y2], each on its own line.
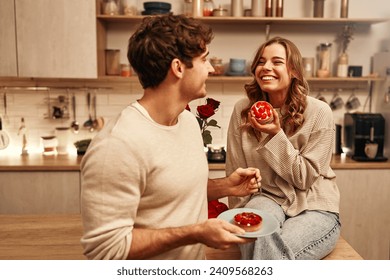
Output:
[0, 0, 97, 79]
[0, 0, 18, 76]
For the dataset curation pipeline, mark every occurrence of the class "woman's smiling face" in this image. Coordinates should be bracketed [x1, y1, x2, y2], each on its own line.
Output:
[254, 43, 291, 96]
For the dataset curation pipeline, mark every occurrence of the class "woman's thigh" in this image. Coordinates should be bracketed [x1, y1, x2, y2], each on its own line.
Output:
[242, 195, 341, 259]
[245, 195, 286, 226]
[281, 210, 341, 259]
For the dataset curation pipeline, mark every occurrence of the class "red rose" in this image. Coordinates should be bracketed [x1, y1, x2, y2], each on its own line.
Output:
[185, 104, 191, 112]
[197, 104, 215, 119]
[206, 98, 220, 110]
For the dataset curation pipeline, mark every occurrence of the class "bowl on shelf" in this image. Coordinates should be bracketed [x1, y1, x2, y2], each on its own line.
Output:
[143, 2, 171, 10]
[142, 1, 171, 15]
[141, 10, 172, 15]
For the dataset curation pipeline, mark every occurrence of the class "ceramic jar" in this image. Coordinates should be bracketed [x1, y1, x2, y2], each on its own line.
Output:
[209, 57, 224, 76]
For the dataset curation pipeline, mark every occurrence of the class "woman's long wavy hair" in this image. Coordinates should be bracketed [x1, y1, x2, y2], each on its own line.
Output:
[241, 37, 309, 136]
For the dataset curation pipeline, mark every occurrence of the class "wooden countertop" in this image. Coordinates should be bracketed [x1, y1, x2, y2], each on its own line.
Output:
[0, 153, 389, 171]
[0, 214, 362, 260]
[0, 214, 85, 260]
[0, 153, 82, 171]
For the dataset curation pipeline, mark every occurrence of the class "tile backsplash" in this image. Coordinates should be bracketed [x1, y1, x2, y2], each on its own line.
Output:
[0, 79, 369, 156]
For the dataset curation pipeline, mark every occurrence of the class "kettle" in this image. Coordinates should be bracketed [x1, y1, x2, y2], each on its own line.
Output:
[207, 146, 226, 163]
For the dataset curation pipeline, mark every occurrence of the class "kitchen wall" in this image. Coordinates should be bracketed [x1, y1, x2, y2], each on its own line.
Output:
[0, 0, 389, 156]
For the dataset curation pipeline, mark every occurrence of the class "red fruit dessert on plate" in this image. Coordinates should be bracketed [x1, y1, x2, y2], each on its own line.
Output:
[233, 212, 263, 232]
[250, 101, 274, 124]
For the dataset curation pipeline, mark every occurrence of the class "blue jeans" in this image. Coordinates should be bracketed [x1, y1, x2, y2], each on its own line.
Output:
[240, 195, 341, 260]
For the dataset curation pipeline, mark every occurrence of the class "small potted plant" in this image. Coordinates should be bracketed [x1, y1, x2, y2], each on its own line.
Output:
[74, 139, 92, 155]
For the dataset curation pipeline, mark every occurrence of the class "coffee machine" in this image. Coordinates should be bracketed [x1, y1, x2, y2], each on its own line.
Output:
[344, 113, 387, 161]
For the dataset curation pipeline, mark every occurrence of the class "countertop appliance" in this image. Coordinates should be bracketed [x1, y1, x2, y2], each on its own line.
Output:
[344, 113, 387, 161]
[372, 51, 390, 157]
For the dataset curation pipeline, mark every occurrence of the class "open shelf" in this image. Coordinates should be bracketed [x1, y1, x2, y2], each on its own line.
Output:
[96, 15, 388, 26]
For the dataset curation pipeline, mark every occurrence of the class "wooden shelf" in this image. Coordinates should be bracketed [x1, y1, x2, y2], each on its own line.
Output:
[206, 76, 385, 82]
[1, 76, 384, 89]
[96, 15, 389, 25]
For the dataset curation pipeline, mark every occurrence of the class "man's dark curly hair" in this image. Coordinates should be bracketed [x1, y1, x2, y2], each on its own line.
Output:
[127, 14, 214, 89]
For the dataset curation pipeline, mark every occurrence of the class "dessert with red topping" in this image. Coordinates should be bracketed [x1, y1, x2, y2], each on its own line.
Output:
[233, 212, 263, 232]
[250, 101, 274, 124]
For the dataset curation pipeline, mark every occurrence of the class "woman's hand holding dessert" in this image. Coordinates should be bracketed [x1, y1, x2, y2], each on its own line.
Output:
[249, 101, 281, 136]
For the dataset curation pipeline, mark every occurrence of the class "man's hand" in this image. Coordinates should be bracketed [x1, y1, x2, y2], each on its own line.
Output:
[194, 219, 255, 250]
[227, 167, 261, 197]
[207, 167, 261, 201]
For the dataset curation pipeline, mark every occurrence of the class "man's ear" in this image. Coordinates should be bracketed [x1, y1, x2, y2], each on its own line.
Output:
[171, 58, 184, 78]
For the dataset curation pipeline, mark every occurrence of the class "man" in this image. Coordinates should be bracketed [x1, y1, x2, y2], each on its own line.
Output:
[80, 14, 261, 260]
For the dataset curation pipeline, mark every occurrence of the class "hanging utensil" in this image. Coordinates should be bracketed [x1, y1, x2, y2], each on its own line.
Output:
[92, 93, 105, 131]
[83, 90, 93, 130]
[0, 117, 10, 150]
[3, 90, 9, 124]
[70, 94, 79, 134]
[91, 93, 98, 132]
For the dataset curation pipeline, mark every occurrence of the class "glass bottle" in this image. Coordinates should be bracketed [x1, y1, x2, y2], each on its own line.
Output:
[302, 57, 315, 78]
[313, 0, 325, 18]
[203, 0, 214, 16]
[183, 0, 193, 16]
[317, 43, 332, 78]
[102, 0, 119, 15]
[340, 0, 349, 18]
[192, 0, 204, 17]
[121, 0, 137, 16]
[275, 0, 283, 17]
[265, 0, 272, 17]
[55, 127, 70, 155]
[120, 63, 132, 77]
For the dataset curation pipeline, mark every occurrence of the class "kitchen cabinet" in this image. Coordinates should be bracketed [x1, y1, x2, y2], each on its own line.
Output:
[0, 171, 80, 214]
[335, 169, 390, 260]
[0, 0, 97, 78]
[0, 0, 18, 76]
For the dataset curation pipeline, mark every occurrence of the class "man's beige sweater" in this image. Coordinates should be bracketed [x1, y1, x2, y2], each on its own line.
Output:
[80, 102, 208, 260]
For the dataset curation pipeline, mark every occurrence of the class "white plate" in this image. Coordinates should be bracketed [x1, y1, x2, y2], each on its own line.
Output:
[217, 208, 279, 238]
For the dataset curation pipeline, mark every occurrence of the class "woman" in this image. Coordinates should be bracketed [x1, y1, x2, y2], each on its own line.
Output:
[226, 37, 340, 260]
